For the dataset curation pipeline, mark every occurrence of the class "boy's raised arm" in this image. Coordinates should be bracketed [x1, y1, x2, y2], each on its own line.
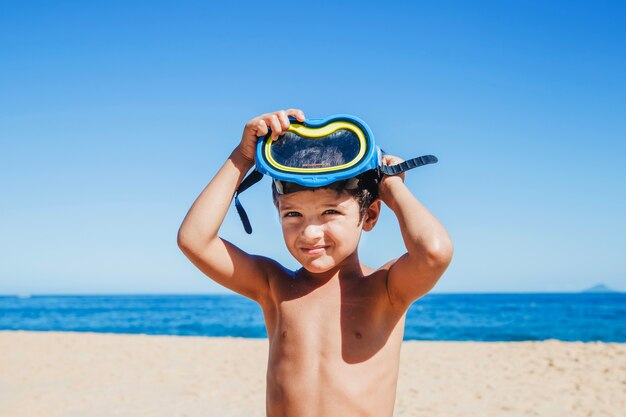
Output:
[379, 155, 454, 307]
[177, 109, 305, 302]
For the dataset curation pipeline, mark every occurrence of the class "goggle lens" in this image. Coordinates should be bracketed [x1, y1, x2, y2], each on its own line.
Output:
[269, 129, 362, 170]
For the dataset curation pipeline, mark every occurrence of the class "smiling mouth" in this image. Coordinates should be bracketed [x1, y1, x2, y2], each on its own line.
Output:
[301, 246, 329, 254]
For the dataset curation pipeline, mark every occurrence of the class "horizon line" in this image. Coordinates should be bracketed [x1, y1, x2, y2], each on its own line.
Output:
[1, 290, 623, 297]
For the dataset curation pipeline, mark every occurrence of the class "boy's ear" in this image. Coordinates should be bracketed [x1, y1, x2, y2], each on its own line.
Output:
[362, 199, 382, 232]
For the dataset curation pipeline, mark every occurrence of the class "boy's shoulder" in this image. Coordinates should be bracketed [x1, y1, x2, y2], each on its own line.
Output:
[258, 256, 294, 278]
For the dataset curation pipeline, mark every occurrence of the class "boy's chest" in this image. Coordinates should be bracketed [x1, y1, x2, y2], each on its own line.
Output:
[274, 276, 380, 326]
[265, 276, 404, 363]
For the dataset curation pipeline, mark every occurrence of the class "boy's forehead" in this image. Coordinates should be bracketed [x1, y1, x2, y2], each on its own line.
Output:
[278, 188, 354, 208]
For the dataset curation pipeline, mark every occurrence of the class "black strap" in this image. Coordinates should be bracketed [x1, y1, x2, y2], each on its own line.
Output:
[234, 169, 263, 234]
[238, 168, 264, 194]
[380, 155, 438, 176]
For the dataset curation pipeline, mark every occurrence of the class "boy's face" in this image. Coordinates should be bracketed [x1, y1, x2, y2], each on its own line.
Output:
[277, 188, 379, 273]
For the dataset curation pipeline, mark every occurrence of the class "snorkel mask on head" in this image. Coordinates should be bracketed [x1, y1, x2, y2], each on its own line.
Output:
[234, 114, 438, 233]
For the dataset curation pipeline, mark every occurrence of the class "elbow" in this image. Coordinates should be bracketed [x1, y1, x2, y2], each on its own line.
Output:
[177, 226, 218, 254]
[177, 229, 190, 252]
[177, 227, 197, 253]
[424, 235, 454, 268]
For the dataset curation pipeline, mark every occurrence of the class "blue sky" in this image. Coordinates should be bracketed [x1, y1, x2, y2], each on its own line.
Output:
[1, 1, 625, 294]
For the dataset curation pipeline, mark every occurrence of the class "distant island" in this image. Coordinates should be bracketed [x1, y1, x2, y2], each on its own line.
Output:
[582, 284, 619, 293]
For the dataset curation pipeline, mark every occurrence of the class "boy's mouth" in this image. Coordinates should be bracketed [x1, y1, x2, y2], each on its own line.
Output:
[301, 245, 329, 254]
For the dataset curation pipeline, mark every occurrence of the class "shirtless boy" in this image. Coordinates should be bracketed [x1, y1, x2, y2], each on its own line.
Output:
[177, 109, 453, 417]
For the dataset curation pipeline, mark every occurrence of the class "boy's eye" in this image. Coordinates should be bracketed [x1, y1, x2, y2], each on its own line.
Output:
[283, 210, 339, 218]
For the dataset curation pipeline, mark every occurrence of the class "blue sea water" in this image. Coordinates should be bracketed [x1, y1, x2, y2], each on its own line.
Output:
[1, 293, 625, 342]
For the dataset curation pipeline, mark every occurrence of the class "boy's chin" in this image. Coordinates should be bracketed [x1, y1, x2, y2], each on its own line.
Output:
[302, 257, 353, 275]
[301, 265, 330, 274]
[299, 260, 336, 274]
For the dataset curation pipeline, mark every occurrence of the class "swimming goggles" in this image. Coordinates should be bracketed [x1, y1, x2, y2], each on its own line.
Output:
[234, 114, 438, 233]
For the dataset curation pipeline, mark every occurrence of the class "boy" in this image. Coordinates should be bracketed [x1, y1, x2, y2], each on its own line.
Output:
[177, 109, 453, 417]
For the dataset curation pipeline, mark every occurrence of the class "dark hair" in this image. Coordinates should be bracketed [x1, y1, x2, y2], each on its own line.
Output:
[271, 171, 379, 221]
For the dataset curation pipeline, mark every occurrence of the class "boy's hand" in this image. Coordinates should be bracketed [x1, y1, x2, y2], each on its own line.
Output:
[379, 154, 406, 208]
[236, 109, 306, 162]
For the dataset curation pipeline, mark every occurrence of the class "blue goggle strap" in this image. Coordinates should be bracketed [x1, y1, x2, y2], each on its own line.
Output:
[379, 154, 439, 176]
[234, 168, 263, 234]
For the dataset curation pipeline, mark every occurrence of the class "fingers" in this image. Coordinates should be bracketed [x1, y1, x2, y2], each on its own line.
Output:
[245, 109, 306, 143]
[276, 110, 291, 132]
[245, 118, 269, 136]
[382, 154, 404, 165]
[253, 118, 269, 137]
[286, 108, 306, 122]
[262, 109, 306, 140]
[382, 154, 407, 181]
[266, 114, 283, 140]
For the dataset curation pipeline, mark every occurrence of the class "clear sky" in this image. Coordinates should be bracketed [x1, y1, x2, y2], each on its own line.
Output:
[1, 1, 625, 294]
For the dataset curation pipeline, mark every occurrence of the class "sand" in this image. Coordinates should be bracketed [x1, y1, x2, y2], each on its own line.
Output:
[1, 331, 624, 417]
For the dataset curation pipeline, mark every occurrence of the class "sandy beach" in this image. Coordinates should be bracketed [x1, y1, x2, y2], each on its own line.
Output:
[1, 331, 624, 417]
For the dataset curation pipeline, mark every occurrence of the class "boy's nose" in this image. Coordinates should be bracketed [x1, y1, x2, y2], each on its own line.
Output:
[301, 223, 324, 239]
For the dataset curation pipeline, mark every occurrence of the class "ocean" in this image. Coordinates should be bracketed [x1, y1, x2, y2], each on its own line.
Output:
[1, 293, 624, 342]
